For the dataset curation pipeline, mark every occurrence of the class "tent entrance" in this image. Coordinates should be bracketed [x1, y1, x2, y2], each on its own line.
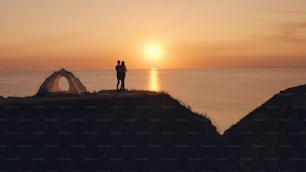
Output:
[36, 69, 87, 96]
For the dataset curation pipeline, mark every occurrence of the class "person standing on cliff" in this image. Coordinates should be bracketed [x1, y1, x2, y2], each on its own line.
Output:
[115, 60, 121, 91]
[119, 61, 127, 91]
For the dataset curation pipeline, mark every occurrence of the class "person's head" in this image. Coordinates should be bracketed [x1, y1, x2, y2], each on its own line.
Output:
[121, 61, 125, 65]
[117, 60, 120, 64]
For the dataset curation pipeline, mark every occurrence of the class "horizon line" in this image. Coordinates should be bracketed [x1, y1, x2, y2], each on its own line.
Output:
[1, 66, 306, 72]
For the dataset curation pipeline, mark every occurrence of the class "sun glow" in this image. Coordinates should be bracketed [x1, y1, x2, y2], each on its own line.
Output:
[148, 45, 160, 57]
[141, 42, 165, 68]
[146, 44, 162, 59]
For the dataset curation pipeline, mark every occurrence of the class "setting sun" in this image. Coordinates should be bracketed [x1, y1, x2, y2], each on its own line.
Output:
[139, 42, 167, 68]
[146, 44, 162, 60]
[148, 45, 160, 57]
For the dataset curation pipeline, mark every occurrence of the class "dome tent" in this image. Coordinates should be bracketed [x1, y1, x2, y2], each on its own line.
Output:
[36, 69, 87, 96]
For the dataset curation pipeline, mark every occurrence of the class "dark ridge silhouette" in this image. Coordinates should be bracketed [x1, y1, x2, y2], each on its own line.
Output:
[0, 91, 240, 171]
[224, 84, 306, 171]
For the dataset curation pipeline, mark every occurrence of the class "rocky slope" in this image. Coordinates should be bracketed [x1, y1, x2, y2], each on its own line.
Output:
[0, 91, 239, 171]
[224, 85, 306, 171]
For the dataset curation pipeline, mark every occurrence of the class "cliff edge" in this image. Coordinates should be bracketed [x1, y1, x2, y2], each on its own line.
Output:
[0, 90, 239, 171]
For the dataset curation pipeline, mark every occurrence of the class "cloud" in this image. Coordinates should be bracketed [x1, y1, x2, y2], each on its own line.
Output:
[0, 31, 104, 58]
[0, 32, 93, 50]
[277, 10, 306, 15]
[271, 22, 306, 43]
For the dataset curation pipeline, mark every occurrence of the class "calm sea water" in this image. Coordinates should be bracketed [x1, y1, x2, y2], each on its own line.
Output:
[1, 68, 306, 133]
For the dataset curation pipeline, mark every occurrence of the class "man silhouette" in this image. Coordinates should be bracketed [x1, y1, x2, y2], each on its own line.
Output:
[119, 61, 127, 91]
[115, 60, 121, 91]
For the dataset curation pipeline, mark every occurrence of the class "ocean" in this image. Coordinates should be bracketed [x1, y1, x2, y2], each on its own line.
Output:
[1, 68, 305, 133]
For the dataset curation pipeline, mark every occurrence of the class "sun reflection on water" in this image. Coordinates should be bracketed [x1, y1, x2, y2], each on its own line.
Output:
[149, 68, 160, 91]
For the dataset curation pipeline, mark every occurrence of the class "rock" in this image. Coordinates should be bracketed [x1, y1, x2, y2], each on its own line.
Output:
[224, 84, 306, 171]
[0, 91, 240, 171]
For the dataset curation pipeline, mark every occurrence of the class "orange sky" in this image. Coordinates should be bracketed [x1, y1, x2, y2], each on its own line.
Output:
[1, 0, 306, 70]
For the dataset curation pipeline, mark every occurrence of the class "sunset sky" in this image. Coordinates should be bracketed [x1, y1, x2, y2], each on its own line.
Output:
[1, 0, 306, 70]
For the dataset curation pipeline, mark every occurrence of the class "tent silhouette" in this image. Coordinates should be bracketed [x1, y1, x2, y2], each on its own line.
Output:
[36, 69, 87, 96]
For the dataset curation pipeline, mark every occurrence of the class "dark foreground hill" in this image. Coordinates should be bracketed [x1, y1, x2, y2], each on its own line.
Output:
[0, 91, 239, 171]
[224, 85, 306, 171]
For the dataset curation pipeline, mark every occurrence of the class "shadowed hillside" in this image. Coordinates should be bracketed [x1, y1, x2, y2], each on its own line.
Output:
[224, 85, 306, 171]
[0, 91, 240, 171]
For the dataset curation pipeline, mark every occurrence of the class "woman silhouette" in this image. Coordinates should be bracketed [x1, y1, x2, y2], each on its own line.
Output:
[120, 61, 127, 91]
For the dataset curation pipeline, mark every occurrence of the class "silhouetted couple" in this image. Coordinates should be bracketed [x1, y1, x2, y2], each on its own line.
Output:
[115, 60, 127, 91]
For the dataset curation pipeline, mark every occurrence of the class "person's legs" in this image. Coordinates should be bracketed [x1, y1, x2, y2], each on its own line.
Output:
[121, 78, 125, 91]
[120, 75, 125, 91]
[116, 78, 120, 91]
